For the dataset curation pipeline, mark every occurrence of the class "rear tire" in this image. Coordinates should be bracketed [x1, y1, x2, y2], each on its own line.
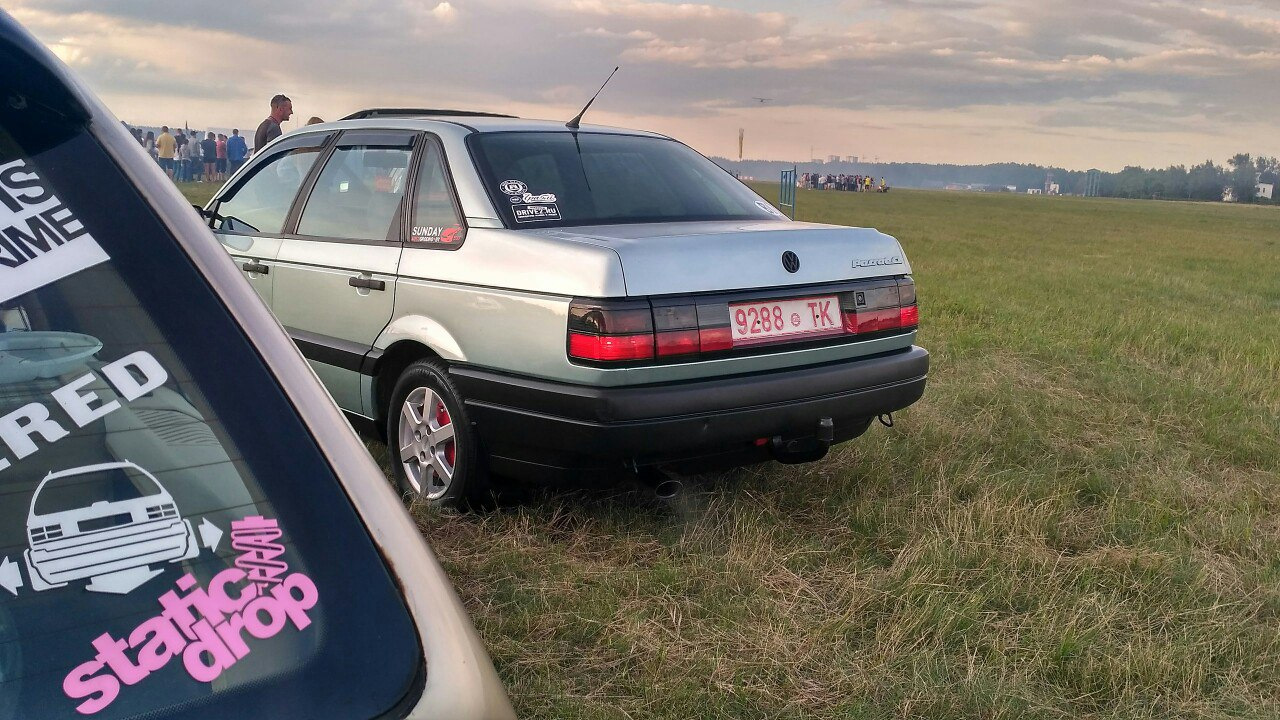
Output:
[386, 360, 485, 507]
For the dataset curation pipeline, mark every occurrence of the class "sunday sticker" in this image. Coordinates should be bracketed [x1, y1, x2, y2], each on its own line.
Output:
[0, 159, 110, 304]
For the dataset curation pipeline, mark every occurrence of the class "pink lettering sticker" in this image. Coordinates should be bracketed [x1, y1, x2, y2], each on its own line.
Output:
[63, 515, 318, 715]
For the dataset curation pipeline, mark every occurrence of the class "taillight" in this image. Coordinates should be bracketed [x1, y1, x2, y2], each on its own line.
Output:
[569, 277, 917, 365]
[29, 524, 64, 542]
[568, 300, 655, 362]
[839, 277, 918, 334]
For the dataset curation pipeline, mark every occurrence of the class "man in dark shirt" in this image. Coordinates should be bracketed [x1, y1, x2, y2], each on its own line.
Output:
[254, 94, 293, 154]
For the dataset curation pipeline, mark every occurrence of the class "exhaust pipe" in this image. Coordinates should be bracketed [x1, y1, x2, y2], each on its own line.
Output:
[652, 477, 683, 500]
[636, 467, 684, 500]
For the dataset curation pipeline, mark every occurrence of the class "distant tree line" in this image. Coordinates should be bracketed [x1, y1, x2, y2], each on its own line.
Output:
[715, 153, 1279, 203]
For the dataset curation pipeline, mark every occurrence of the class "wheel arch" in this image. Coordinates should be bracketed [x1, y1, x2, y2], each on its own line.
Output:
[370, 314, 467, 433]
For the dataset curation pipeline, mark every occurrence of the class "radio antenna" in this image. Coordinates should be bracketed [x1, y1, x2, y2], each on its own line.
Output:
[566, 66, 619, 130]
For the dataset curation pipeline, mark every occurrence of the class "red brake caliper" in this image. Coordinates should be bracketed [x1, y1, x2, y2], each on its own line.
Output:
[437, 402, 455, 466]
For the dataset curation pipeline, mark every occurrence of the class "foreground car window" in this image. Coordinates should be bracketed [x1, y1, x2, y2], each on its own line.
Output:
[0, 92, 419, 717]
[470, 131, 787, 227]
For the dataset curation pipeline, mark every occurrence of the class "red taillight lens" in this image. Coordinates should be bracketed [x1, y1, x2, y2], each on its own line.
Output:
[569, 332, 654, 361]
[656, 329, 700, 357]
[698, 326, 733, 352]
[900, 305, 918, 328]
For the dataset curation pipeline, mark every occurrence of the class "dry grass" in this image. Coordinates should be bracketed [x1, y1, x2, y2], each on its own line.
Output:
[186, 180, 1280, 718]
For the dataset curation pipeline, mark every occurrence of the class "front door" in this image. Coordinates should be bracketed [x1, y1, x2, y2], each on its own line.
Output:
[209, 133, 332, 305]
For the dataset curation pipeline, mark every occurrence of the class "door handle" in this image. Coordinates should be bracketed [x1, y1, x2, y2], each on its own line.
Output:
[349, 276, 386, 291]
[240, 261, 269, 274]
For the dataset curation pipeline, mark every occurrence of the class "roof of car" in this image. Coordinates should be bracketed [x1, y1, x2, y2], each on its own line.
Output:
[297, 115, 671, 139]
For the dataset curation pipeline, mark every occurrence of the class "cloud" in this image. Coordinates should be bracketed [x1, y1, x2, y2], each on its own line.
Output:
[5, 0, 1277, 169]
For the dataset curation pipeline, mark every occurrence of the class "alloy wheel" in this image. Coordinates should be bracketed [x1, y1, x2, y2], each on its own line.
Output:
[397, 386, 457, 499]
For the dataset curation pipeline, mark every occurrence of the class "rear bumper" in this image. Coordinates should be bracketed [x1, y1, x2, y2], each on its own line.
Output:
[451, 346, 928, 479]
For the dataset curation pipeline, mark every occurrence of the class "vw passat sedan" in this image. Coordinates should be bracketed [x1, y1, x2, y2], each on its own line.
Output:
[207, 109, 929, 505]
[0, 11, 513, 719]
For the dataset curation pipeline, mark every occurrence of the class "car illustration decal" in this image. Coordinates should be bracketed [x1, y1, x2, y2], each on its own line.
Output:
[61, 514, 319, 715]
[0, 159, 111, 304]
[10, 461, 218, 596]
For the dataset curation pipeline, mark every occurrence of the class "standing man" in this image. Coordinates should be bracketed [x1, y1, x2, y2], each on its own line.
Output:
[215, 133, 228, 181]
[254, 94, 293, 154]
[226, 128, 248, 174]
[156, 125, 176, 179]
[201, 131, 218, 183]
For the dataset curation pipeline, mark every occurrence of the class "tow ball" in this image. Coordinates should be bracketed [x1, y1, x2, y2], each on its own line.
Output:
[770, 416, 836, 464]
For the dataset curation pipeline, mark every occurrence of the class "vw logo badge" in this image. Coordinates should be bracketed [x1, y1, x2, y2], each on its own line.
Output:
[781, 251, 800, 273]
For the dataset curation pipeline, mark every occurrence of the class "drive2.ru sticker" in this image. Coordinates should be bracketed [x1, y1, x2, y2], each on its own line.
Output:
[0, 159, 111, 304]
[512, 204, 561, 223]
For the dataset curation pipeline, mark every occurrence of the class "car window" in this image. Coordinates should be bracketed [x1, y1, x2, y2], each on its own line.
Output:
[297, 141, 413, 241]
[0, 74, 420, 720]
[469, 131, 787, 228]
[213, 147, 322, 235]
[408, 142, 464, 246]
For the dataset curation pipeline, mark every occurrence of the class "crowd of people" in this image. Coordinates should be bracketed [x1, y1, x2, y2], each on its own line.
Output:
[127, 125, 247, 183]
[800, 172, 889, 192]
[123, 94, 299, 184]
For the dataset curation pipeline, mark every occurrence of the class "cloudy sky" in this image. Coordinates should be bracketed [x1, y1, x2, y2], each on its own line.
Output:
[9, 0, 1279, 170]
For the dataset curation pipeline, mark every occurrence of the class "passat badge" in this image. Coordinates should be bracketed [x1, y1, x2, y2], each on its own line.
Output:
[852, 256, 902, 268]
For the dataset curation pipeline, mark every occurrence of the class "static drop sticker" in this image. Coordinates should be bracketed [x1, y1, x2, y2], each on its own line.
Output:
[61, 513, 318, 715]
[0, 159, 111, 304]
[512, 204, 561, 223]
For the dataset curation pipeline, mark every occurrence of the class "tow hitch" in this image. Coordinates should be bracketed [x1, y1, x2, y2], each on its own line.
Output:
[770, 416, 835, 464]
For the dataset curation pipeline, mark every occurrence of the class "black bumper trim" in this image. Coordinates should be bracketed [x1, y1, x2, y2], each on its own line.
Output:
[451, 346, 928, 472]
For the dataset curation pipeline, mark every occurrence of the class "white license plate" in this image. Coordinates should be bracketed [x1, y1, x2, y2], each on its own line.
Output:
[729, 295, 842, 345]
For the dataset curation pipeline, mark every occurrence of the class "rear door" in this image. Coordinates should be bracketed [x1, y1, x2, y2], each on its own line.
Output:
[271, 130, 416, 414]
[208, 132, 332, 305]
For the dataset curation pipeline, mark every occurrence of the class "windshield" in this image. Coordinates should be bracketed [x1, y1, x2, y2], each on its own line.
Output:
[469, 131, 787, 228]
[0, 72, 419, 720]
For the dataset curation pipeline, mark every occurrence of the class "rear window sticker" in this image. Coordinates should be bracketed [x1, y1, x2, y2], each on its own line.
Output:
[512, 204, 561, 223]
[0, 159, 111, 304]
[0, 350, 169, 473]
[22, 461, 202, 595]
[755, 200, 784, 217]
[60, 514, 319, 715]
[498, 179, 527, 196]
[499, 178, 556, 205]
[409, 224, 462, 244]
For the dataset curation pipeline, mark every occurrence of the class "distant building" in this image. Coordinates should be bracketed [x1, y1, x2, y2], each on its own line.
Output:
[1027, 188, 1043, 195]
[827, 155, 840, 164]
[1257, 182, 1275, 201]
[1006, 185, 1017, 193]
[845, 156, 858, 164]
[1049, 183, 1061, 195]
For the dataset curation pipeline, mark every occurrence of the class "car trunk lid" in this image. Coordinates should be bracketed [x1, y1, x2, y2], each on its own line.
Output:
[534, 221, 910, 297]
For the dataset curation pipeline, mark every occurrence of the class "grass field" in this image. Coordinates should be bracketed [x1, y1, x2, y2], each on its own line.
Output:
[181, 181, 1280, 718]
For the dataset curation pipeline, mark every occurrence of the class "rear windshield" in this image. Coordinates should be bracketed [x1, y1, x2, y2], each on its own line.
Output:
[469, 131, 786, 228]
[0, 72, 419, 718]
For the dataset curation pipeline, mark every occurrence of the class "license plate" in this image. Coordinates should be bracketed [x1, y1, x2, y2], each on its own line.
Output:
[729, 295, 842, 345]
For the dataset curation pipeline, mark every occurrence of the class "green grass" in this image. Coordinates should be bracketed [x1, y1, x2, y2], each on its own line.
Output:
[190, 178, 1280, 718]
